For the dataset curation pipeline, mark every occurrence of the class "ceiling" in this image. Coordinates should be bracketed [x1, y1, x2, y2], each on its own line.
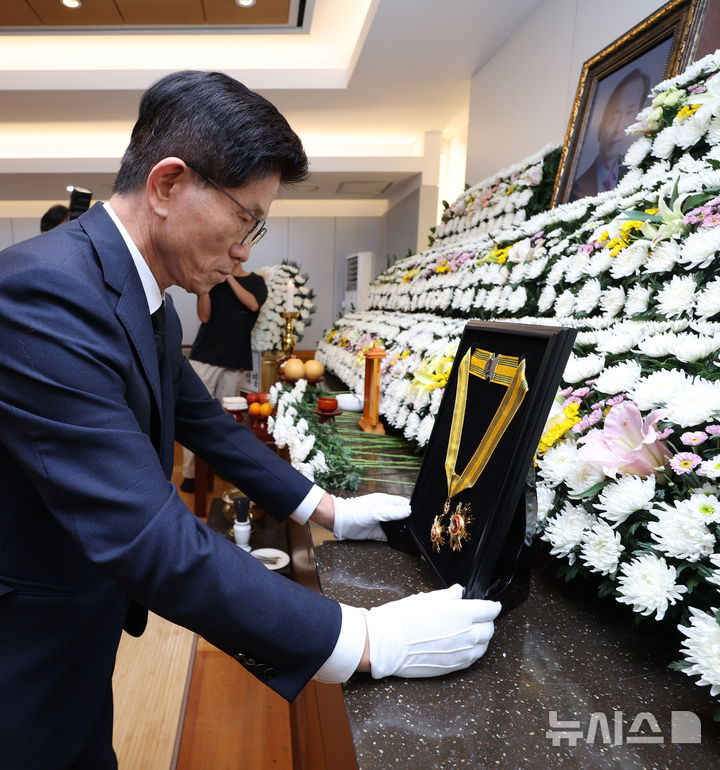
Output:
[0, 0, 302, 29]
[0, 0, 545, 216]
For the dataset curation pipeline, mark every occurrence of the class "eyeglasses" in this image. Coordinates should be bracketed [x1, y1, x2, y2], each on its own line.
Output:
[185, 162, 267, 247]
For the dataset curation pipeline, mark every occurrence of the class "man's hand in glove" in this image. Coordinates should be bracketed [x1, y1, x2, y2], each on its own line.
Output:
[361, 584, 501, 679]
[330, 492, 410, 540]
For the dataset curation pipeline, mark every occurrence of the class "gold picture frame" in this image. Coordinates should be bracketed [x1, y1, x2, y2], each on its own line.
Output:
[552, 0, 713, 206]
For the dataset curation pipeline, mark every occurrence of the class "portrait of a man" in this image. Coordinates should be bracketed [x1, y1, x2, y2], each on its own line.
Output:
[569, 38, 672, 202]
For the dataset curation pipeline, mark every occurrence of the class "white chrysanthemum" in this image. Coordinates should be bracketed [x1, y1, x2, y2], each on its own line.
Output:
[507, 286, 528, 314]
[600, 286, 625, 318]
[564, 459, 606, 497]
[652, 126, 679, 159]
[616, 554, 687, 621]
[680, 225, 720, 270]
[562, 352, 606, 384]
[538, 284, 556, 313]
[624, 136, 652, 167]
[525, 254, 548, 280]
[580, 520, 624, 575]
[593, 359, 642, 395]
[671, 333, 720, 363]
[610, 240, 649, 278]
[648, 502, 715, 562]
[540, 501, 596, 564]
[545, 257, 570, 287]
[574, 278, 602, 314]
[594, 474, 656, 526]
[596, 328, 643, 354]
[678, 606, 720, 697]
[564, 253, 589, 284]
[537, 439, 580, 488]
[554, 289, 576, 317]
[675, 110, 709, 149]
[655, 274, 697, 318]
[630, 369, 688, 410]
[708, 554, 720, 589]
[643, 240, 680, 273]
[695, 277, 720, 319]
[709, 115, 720, 145]
[585, 249, 614, 277]
[623, 285, 652, 317]
[635, 332, 675, 357]
[403, 411, 421, 441]
[698, 455, 720, 479]
[536, 483, 557, 523]
[664, 377, 720, 427]
[415, 414, 435, 447]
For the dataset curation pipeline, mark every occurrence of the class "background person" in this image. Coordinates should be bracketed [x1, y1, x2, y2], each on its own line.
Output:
[0, 70, 500, 769]
[181, 262, 267, 492]
[40, 203, 69, 232]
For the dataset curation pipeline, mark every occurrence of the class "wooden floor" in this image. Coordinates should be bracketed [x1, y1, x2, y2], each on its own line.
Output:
[111, 444, 293, 770]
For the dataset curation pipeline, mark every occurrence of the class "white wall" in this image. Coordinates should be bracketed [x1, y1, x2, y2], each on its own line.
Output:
[465, 0, 667, 184]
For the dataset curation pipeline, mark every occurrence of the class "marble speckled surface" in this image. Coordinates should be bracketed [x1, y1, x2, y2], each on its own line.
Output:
[314, 539, 720, 769]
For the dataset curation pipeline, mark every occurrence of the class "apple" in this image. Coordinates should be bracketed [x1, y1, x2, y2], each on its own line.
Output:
[246, 392, 260, 404]
[257, 392, 269, 403]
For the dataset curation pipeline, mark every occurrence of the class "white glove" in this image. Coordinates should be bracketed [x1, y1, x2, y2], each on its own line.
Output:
[331, 493, 410, 540]
[362, 584, 501, 679]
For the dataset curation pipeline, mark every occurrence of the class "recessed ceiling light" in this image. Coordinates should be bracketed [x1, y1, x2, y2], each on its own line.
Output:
[61, 0, 82, 8]
[235, 0, 257, 7]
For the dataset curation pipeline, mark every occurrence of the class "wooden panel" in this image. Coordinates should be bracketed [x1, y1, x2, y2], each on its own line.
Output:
[115, 0, 205, 26]
[175, 639, 293, 770]
[27, 0, 123, 26]
[204, 0, 292, 26]
[286, 519, 359, 770]
[0, 1, 41, 26]
[112, 613, 196, 770]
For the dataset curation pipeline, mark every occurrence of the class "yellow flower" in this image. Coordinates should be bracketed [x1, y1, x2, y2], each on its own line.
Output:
[435, 259, 450, 274]
[674, 102, 701, 123]
[409, 353, 455, 395]
[325, 329, 338, 343]
[537, 402, 581, 454]
[403, 268, 420, 283]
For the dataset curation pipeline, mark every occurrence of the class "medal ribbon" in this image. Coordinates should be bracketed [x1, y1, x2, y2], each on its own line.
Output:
[445, 348, 529, 499]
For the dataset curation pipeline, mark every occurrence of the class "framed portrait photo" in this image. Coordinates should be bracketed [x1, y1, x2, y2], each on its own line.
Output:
[552, 0, 713, 206]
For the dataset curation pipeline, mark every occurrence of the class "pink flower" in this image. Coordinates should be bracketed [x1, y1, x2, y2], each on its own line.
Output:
[577, 402, 671, 478]
[669, 452, 702, 474]
[680, 431, 708, 446]
[706, 424, 720, 436]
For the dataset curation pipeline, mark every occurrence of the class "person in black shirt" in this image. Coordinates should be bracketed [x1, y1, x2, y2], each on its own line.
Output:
[181, 262, 267, 491]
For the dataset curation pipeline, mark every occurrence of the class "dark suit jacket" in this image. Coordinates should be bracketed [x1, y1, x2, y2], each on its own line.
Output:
[0, 203, 341, 767]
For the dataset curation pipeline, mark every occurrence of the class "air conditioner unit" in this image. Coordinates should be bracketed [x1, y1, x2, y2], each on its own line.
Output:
[342, 251, 379, 313]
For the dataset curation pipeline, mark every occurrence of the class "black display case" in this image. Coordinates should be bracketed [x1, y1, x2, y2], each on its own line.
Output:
[383, 320, 576, 609]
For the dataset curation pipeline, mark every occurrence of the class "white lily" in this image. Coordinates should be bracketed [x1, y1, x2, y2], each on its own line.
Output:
[640, 192, 689, 244]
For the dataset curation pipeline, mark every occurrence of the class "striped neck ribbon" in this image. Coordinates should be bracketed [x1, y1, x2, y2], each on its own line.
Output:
[445, 347, 529, 500]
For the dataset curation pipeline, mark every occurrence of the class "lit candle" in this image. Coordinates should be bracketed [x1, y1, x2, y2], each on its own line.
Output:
[286, 279, 295, 312]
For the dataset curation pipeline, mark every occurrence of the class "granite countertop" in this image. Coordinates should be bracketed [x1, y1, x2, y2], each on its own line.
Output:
[314, 537, 720, 769]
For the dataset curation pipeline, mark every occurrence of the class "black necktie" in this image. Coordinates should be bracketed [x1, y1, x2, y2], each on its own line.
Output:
[151, 301, 166, 362]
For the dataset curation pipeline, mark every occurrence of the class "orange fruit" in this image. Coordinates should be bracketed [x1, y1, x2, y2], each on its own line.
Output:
[259, 402, 273, 417]
[249, 402, 262, 417]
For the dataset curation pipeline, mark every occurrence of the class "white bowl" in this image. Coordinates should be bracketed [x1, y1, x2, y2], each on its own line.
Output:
[336, 393, 363, 412]
[222, 396, 248, 411]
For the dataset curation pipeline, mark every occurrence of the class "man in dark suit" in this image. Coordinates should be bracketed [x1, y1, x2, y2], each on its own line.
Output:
[0, 71, 500, 769]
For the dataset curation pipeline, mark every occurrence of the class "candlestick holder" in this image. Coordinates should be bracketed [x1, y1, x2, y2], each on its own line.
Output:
[280, 311, 300, 356]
